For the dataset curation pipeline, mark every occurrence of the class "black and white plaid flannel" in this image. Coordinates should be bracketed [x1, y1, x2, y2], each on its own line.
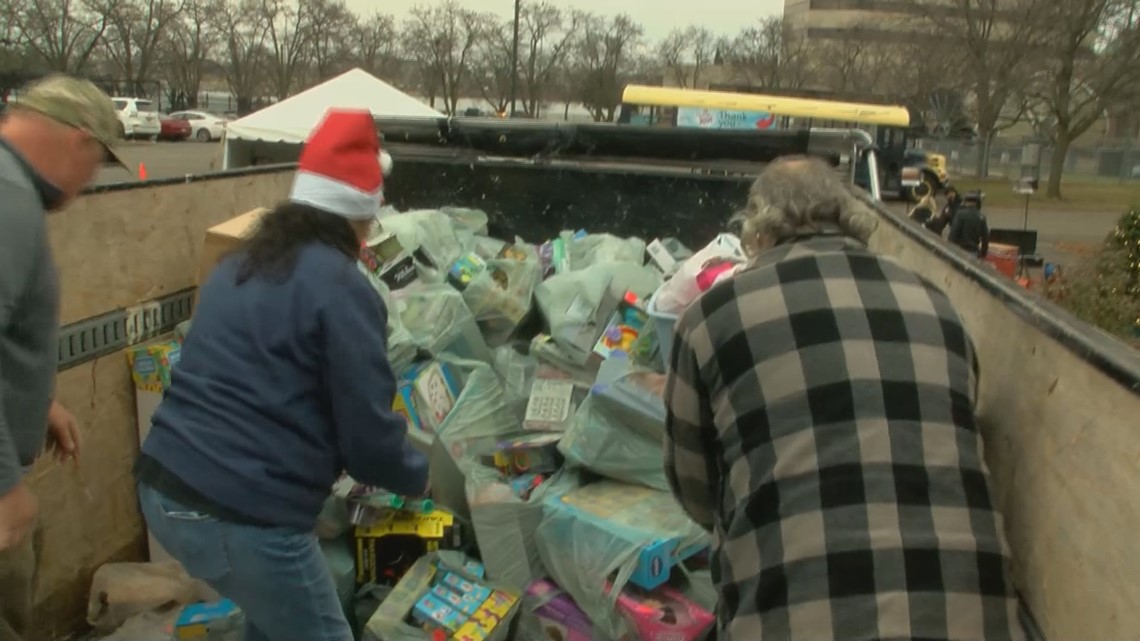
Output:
[664, 235, 1025, 641]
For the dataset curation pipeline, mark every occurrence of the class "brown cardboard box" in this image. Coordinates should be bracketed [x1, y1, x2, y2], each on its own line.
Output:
[195, 208, 269, 302]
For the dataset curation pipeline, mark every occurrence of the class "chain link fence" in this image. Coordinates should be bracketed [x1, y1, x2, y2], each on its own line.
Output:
[919, 138, 1140, 182]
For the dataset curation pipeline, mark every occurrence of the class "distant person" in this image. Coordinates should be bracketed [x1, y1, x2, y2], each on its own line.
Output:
[908, 189, 937, 225]
[948, 190, 990, 258]
[926, 186, 961, 236]
[135, 110, 427, 641]
[0, 75, 124, 641]
[663, 157, 1025, 641]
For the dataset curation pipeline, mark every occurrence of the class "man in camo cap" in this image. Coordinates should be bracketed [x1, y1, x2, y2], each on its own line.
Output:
[0, 74, 122, 641]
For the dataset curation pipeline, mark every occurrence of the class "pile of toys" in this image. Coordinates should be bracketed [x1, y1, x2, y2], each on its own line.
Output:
[146, 206, 746, 641]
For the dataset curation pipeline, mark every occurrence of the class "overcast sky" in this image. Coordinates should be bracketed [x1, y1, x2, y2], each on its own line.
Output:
[342, 0, 785, 41]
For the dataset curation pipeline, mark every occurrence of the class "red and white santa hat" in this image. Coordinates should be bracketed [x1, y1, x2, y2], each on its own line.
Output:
[289, 108, 394, 220]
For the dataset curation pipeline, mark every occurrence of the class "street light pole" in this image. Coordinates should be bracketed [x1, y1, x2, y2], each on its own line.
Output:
[509, 0, 520, 117]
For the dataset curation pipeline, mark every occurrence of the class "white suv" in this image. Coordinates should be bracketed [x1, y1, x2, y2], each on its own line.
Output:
[112, 97, 161, 139]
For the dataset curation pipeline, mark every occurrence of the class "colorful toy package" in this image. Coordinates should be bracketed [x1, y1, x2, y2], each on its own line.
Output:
[363, 551, 519, 641]
[393, 361, 463, 435]
[491, 433, 563, 476]
[126, 340, 182, 393]
[522, 579, 599, 641]
[609, 581, 715, 641]
[354, 509, 463, 585]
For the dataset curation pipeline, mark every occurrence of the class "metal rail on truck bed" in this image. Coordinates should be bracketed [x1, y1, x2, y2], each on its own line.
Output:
[374, 116, 874, 187]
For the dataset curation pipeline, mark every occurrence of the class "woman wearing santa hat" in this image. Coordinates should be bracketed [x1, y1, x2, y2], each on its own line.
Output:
[133, 109, 423, 641]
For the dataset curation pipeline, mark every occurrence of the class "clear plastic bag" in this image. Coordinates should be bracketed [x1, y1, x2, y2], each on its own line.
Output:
[654, 233, 746, 315]
[428, 356, 522, 518]
[465, 465, 576, 589]
[356, 261, 418, 373]
[392, 284, 492, 364]
[558, 395, 669, 491]
[492, 343, 538, 421]
[462, 256, 542, 348]
[534, 481, 710, 639]
[535, 262, 661, 366]
[559, 232, 647, 272]
[86, 562, 218, 633]
[378, 209, 474, 283]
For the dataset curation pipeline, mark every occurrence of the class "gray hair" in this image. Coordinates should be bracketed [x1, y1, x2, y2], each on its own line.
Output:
[730, 155, 879, 256]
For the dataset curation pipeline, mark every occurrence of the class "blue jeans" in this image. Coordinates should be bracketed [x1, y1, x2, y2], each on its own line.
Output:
[138, 483, 351, 641]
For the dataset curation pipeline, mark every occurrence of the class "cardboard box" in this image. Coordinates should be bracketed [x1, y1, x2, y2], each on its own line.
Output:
[196, 207, 269, 289]
[363, 553, 519, 641]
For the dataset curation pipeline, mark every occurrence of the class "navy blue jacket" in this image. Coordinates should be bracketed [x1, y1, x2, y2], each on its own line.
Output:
[141, 242, 428, 530]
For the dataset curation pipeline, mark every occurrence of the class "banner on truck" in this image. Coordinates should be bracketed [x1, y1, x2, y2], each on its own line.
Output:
[676, 107, 778, 131]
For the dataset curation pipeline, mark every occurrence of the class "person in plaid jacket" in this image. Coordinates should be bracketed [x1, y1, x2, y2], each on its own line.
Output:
[663, 156, 1025, 641]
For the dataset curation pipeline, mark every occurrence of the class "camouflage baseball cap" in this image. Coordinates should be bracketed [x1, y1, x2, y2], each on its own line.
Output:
[9, 74, 126, 168]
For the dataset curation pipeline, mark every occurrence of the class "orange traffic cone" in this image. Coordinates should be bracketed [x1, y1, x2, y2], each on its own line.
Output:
[138, 162, 147, 181]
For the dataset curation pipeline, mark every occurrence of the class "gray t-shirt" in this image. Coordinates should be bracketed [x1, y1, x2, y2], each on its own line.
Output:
[0, 141, 60, 493]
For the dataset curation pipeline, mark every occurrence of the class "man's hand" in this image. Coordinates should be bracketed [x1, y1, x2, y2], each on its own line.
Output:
[46, 400, 80, 464]
[0, 483, 37, 551]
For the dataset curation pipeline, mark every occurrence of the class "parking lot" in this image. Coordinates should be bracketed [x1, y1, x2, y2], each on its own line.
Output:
[95, 140, 222, 185]
[97, 142, 1122, 266]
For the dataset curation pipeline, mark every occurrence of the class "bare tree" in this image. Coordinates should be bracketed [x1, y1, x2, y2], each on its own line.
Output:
[657, 26, 719, 88]
[158, 0, 216, 108]
[1026, 0, 1140, 197]
[913, 0, 1045, 177]
[212, 0, 267, 114]
[306, 0, 357, 81]
[401, 0, 484, 115]
[261, 0, 310, 98]
[471, 17, 513, 114]
[93, 0, 186, 96]
[518, 2, 576, 117]
[728, 17, 813, 91]
[570, 11, 643, 122]
[352, 11, 401, 81]
[11, 0, 111, 74]
[813, 25, 879, 94]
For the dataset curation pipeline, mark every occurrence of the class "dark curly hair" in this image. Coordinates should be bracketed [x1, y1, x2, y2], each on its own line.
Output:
[232, 202, 360, 285]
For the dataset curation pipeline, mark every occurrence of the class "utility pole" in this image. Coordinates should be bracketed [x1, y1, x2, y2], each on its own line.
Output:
[509, 0, 520, 117]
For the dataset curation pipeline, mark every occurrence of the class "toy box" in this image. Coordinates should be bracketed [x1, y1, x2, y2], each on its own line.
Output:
[412, 593, 465, 633]
[491, 433, 563, 476]
[431, 584, 483, 617]
[354, 509, 462, 585]
[173, 599, 243, 639]
[523, 371, 577, 432]
[448, 253, 488, 290]
[610, 581, 714, 641]
[543, 481, 709, 591]
[523, 579, 598, 641]
[592, 291, 649, 360]
[645, 237, 693, 278]
[394, 361, 463, 434]
[363, 552, 520, 641]
[126, 340, 181, 394]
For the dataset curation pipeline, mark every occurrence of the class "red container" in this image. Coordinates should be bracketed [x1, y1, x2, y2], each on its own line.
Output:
[985, 242, 1019, 279]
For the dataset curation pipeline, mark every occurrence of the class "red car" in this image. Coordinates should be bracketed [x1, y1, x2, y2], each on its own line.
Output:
[158, 113, 191, 141]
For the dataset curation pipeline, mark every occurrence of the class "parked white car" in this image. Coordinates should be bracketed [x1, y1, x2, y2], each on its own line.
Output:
[168, 110, 229, 142]
[112, 97, 161, 139]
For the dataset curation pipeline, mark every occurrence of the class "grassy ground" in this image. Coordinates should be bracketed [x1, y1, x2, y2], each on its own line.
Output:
[952, 176, 1140, 212]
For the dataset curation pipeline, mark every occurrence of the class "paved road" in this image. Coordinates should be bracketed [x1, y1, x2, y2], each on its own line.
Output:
[95, 140, 222, 185]
[96, 143, 1124, 266]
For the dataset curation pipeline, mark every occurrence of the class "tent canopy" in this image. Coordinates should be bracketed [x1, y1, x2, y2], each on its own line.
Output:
[224, 68, 443, 144]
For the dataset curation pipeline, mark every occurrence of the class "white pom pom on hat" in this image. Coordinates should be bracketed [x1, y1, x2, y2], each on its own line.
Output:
[289, 108, 389, 220]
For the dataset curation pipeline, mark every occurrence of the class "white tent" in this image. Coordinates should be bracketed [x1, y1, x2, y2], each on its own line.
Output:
[222, 68, 443, 169]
